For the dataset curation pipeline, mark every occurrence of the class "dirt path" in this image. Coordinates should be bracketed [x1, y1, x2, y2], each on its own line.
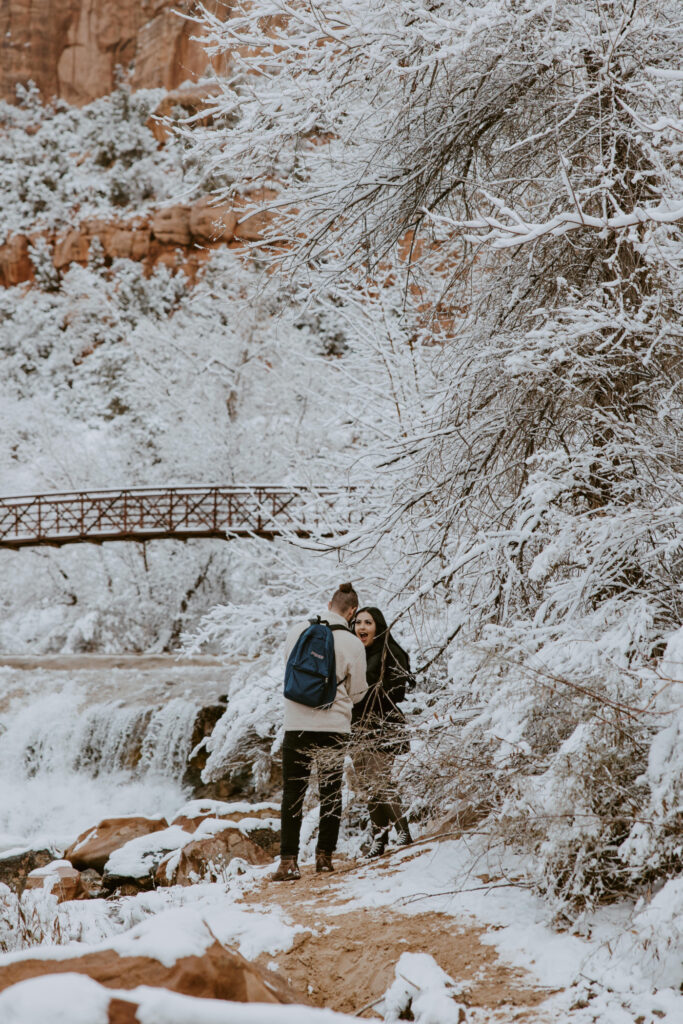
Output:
[242, 857, 556, 1021]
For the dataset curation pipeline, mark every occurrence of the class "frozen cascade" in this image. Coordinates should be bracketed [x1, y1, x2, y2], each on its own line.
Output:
[0, 694, 198, 780]
[139, 699, 198, 777]
[0, 659, 227, 850]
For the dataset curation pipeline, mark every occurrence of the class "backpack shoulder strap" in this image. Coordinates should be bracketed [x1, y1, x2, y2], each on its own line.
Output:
[314, 618, 347, 633]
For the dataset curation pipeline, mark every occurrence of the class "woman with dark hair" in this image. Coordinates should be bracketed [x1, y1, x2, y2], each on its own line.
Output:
[352, 606, 414, 857]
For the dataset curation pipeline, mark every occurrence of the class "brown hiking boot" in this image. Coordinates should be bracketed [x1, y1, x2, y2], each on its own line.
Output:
[271, 857, 301, 881]
[315, 851, 334, 873]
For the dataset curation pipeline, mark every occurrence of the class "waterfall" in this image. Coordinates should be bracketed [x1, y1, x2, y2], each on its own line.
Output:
[0, 692, 199, 781]
[0, 660, 227, 851]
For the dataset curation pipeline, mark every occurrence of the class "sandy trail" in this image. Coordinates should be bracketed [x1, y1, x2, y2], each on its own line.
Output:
[242, 855, 557, 1021]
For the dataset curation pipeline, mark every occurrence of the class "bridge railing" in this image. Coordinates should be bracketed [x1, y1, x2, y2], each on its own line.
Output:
[0, 486, 350, 548]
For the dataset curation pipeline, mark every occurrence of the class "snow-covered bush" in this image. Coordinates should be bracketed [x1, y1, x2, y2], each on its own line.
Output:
[0, 86, 185, 240]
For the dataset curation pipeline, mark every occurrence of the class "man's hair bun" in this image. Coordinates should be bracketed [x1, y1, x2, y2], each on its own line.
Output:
[330, 582, 359, 613]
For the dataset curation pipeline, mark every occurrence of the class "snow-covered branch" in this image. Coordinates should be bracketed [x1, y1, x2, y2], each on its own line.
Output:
[438, 199, 683, 249]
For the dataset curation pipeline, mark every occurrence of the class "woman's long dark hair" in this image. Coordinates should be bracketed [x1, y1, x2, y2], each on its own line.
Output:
[355, 606, 410, 683]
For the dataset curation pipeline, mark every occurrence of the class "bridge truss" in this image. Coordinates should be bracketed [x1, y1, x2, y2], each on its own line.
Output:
[0, 487, 346, 549]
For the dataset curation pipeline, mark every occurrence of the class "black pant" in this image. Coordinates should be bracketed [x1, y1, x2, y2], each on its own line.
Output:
[280, 731, 347, 858]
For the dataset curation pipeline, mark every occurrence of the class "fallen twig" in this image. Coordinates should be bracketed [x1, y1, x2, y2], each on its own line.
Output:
[399, 880, 529, 906]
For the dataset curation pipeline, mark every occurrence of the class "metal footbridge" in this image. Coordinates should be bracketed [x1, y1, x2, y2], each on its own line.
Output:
[0, 487, 346, 549]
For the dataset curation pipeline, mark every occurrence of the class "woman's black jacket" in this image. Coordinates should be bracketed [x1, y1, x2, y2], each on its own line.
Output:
[352, 637, 413, 751]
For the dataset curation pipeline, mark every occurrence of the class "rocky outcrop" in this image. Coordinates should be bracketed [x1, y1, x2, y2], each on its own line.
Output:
[0, 195, 264, 289]
[65, 816, 168, 872]
[0, 234, 32, 287]
[240, 820, 281, 858]
[189, 198, 238, 245]
[0, 941, 297, 1004]
[0, 1, 232, 106]
[183, 700, 229, 792]
[148, 83, 222, 141]
[102, 824, 193, 891]
[80, 867, 106, 898]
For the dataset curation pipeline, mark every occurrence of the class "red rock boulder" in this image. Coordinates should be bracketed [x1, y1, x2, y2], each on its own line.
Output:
[232, 189, 278, 242]
[170, 800, 279, 830]
[169, 811, 280, 859]
[53, 227, 90, 269]
[156, 828, 270, 886]
[0, 941, 296, 1004]
[0, 848, 54, 894]
[0, 0, 233, 107]
[65, 817, 168, 873]
[0, 234, 33, 287]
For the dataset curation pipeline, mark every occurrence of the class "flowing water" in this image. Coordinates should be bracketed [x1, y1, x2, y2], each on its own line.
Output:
[0, 656, 229, 852]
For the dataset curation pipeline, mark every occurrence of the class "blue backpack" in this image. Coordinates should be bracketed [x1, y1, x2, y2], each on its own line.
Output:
[284, 617, 347, 709]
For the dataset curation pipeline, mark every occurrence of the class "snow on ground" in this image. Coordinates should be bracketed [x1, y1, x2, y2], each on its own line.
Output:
[0, 836, 679, 1022]
[333, 840, 587, 988]
[0, 866, 297, 966]
[321, 840, 683, 1023]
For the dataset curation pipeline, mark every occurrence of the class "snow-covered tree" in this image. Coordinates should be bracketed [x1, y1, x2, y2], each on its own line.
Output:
[188, 0, 683, 914]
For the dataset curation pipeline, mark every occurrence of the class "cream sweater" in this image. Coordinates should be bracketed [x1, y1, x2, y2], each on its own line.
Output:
[283, 609, 368, 733]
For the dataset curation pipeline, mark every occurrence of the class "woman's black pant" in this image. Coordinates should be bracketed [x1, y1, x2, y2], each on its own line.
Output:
[280, 730, 347, 858]
[352, 746, 406, 830]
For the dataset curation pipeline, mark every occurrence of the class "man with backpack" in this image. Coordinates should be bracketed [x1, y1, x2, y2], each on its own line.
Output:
[272, 583, 367, 880]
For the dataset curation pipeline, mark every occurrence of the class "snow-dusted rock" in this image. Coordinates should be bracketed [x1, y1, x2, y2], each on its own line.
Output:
[232, 189, 278, 242]
[25, 860, 82, 903]
[172, 799, 280, 824]
[0, 234, 32, 288]
[79, 868, 106, 899]
[0, 940, 296, 1007]
[151, 206, 192, 246]
[170, 813, 223, 833]
[65, 817, 168, 873]
[53, 228, 90, 270]
[156, 827, 271, 887]
[170, 806, 280, 857]
[103, 826, 193, 890]
[0, 848, 55, 895]
[235, 817, 281, 858]
[150, 84, 223, 142]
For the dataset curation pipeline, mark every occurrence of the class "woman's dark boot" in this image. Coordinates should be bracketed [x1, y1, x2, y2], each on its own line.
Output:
[315, 851, 334, 873]
[367, 827, 389, 859]
[394, 817, 413, 847]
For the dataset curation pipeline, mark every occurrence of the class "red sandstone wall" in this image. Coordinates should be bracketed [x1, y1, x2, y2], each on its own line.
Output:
[0, 0, 231, 105]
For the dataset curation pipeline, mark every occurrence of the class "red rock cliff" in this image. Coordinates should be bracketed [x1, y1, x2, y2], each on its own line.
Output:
[0, 0, 230, 105]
